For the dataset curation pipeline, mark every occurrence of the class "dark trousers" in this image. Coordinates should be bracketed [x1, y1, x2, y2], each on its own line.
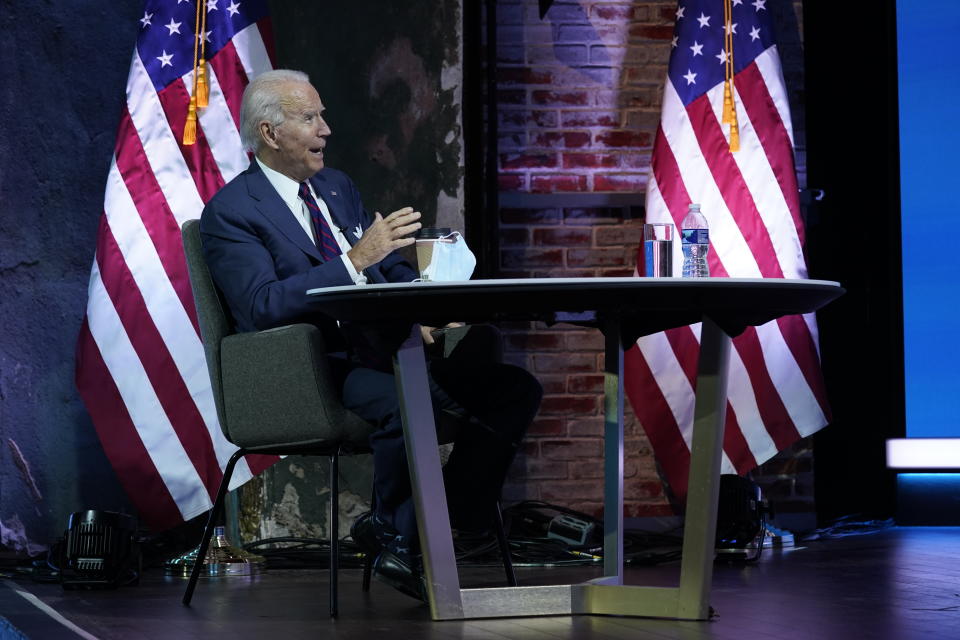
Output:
[339, 327, 542, 541]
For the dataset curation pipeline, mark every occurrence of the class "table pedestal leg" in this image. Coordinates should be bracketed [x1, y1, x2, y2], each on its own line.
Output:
[602, 318, 624, 583]
[677, 316, 732, 619]
[393, 326, 463, 619]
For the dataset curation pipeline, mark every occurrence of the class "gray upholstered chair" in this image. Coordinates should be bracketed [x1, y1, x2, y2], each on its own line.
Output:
[180, 218, 374, 617]
[179, 219, 516, 617]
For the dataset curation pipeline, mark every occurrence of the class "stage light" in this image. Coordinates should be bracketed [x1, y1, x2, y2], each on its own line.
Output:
[885, 438, 960, 470]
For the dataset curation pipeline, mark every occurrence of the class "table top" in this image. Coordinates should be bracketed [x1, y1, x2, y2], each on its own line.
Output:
[306, 277, 844, 343]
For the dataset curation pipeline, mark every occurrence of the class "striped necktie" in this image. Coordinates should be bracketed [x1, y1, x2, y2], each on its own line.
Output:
[298, 182, 341, 261]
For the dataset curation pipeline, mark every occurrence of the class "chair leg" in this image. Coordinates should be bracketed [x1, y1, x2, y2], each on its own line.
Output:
[183, 448, 246, 606]
[493, 501, 518, 587]
[361, 486, 375, 592]
[330, 454, 339, 618]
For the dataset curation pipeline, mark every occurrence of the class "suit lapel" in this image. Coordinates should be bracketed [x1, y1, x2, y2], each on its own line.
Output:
[244, 162, 324, 261]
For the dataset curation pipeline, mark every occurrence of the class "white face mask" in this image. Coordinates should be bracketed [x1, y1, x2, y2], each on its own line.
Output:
[420, 231, 476, 282]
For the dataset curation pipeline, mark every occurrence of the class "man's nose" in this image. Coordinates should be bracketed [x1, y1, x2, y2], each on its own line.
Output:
[319, 118, 331, 136]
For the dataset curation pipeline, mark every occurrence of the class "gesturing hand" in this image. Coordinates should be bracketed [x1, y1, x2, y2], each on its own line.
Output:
[347, 207, 421, 272]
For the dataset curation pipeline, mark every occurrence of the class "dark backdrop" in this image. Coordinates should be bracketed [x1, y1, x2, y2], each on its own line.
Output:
[804, 1, 904, 523]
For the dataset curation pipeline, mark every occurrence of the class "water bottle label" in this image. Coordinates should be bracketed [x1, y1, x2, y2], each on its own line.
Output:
[681, 228, 709, 244]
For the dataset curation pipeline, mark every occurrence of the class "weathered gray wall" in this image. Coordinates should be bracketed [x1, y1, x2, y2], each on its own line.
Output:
[0, 2, 141, 553]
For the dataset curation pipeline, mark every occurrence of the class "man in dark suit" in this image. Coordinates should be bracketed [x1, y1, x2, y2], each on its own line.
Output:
[200, 70, 541, 599]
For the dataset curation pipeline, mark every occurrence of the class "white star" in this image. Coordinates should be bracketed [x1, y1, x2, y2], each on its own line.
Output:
[672, 35, 679, 48]
[207, 0, 219, 11]
[749, 26, 761, 41]
[716, 49, 729, 64]
[725, 22, 738, 35]
[733, 0, 743, 5]
[226, 1, 241, 16]
[198, 30, 213, 43]
[690, 41, 703, 56]
[697, 12, 711, 28]
[178, 0, 190, 3]
[676, 6, 685, 19]
[157, 50, 174, 67]
[752, 0, 766, 11]
[139, 11, 153, 28]
[683, 69, 697, 85]
[165, 19, 182, 36]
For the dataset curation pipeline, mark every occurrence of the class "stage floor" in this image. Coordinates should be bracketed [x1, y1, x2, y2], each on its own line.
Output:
[2, 527, 959, 640]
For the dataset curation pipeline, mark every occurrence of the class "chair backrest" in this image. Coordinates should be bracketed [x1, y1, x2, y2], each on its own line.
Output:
[181, 219, 231, 433]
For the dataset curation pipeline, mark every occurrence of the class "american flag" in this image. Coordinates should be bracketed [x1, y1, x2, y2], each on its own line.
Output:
[75, 0, 277, 530]
[625, 0, 830, 499]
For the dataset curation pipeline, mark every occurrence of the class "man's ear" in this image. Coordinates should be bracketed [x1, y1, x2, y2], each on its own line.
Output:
[259, 121, 280, 150]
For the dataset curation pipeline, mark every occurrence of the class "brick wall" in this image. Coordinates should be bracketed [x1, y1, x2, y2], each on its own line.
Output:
[493, 0, 814, 525]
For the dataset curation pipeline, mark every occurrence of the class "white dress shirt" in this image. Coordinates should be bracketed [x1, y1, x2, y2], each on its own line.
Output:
[255, 157, 367, 285]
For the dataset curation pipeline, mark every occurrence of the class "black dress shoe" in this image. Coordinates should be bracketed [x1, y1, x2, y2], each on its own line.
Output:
[373, 546, 426, 602]
[350, 512, 399, 557]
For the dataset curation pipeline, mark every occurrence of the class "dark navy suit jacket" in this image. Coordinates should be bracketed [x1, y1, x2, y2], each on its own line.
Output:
[199, 161, 417, 344]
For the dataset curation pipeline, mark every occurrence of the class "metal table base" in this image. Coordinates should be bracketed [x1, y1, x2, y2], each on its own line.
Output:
[393, 315, 731, 621]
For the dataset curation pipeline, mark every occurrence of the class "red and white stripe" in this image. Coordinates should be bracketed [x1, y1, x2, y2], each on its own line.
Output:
[626, 46, 830, 499]
[75, 20, 278, 530]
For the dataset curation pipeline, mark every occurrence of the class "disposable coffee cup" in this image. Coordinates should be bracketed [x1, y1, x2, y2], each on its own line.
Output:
[643, 222, 674, 277]
[415, 227, 453, 281]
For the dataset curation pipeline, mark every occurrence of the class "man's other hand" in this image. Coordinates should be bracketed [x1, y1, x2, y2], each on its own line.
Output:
[347, 207, 421, 272]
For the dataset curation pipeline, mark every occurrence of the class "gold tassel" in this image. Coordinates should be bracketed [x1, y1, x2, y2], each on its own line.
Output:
[722, 80, 734, 124]
[196, 59, 209, 108]
[729, 117, 740, 153]
[183, 97, 198, 146]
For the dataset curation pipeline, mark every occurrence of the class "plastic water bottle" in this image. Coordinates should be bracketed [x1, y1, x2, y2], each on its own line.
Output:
[681, 203, 710, 278]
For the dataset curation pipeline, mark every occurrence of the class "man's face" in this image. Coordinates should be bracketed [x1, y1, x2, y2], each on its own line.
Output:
[265, 81, 331, 182]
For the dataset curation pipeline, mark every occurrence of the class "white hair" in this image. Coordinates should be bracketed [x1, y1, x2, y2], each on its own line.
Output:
[239, 69, 311, 152]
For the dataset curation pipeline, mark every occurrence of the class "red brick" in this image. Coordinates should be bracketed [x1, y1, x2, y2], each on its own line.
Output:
[518, 441, 539, 457]
[595, 130, 652, 148]
[500, 153, 558, 170]
[497, 67, 554, 85]
[592, 5, 635, 21]
[560, 110, 620, 127]
[539, 395, 598, 416]
[625, 65, 670, 85]
[624, 503, 674, 518]
[529, 132, 591, 149]
[541, 439, 603, 460]
[628, 24, 675, 41]
[620, 88, 659, 108]
[568, 374, 604, 393]
[594, 173, 647, 192]
[509, 457, 568, 481]
[534, 374, 567, 395]
[502, 248, 564, 268]
[540, 480, 602, 501]
[569, 461, 603, 480]
[500, 208, 561, 225]
[498, 89, 527, 105]
[565, 331, 605, 352]
[500, 109, 559, 128]
[567, 248, 629, 267]
[531, 174, 588, 193]
[567, 417, 605, 437]
[601, 267, 635, 277]
[620, 152, 652, 168]
[534, 353, 597, 373]
[500, 227, 529, 246]
[563, 207, 623, 226]
[532, 90, 590, 106]
[562, 153, 619, 169]
[596, 224, 643, 247]
[497, 174, 526, 191]
[506, 332, 565, 351]
[533, 227, 593, 246]
[499, 133, 524, 150]
[625, 478, 668, 499]
[526, 417, 567, 437]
